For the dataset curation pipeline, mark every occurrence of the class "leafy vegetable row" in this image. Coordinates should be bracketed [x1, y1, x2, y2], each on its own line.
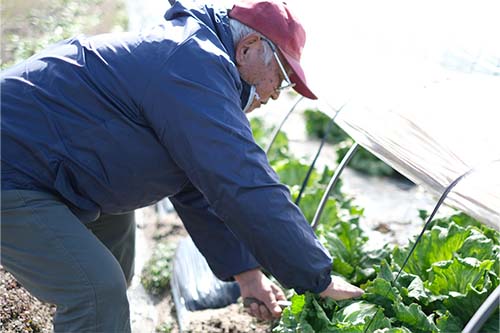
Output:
[273, 215, 499, 333]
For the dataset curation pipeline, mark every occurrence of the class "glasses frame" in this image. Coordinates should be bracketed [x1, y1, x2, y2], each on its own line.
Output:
[261, 37, 296, 92]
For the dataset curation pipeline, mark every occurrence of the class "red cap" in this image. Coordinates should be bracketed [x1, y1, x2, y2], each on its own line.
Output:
[229, 0, 317, 100]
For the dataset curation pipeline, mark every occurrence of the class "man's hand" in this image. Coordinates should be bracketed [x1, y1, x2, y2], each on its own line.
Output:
[234, 268, 286, 321]
[319, 275, 364, 300]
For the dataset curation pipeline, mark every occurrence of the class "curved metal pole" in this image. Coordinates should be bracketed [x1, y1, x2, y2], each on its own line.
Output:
[265, 96, 304, 155]
[295, 116, 336, 206]
[311, 143, 359, 230]
[462, 285, 500, 333]
[294, 104, 347, 206]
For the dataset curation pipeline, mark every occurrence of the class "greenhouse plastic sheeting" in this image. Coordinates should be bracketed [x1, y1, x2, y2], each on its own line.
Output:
[289, 0, 500, 228]
[334, 75, 500, 229]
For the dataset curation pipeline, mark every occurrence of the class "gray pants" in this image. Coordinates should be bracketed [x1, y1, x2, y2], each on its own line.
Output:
[1, 190, 135, 332]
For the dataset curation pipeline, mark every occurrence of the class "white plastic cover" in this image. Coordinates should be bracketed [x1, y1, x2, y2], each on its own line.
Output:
[334, 75, 500, 229]
[287, 0, 500, 228]
[170, 237, 240, 331]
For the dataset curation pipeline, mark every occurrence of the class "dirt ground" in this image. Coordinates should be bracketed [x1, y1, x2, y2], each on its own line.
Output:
[0, 268, 55, 333]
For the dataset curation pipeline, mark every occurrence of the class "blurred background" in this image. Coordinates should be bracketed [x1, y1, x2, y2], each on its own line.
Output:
[1, 0, 128, 69]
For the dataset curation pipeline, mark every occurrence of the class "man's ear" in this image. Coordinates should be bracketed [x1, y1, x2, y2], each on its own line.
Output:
[235, 33, 261, 66]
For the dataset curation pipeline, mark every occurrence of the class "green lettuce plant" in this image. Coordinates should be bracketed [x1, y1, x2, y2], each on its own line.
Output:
[275, 213, 499, 333]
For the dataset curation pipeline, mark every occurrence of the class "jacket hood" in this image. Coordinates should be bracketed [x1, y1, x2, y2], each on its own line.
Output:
[164, 0, 236, 63]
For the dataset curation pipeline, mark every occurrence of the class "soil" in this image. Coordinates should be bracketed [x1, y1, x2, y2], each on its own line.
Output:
[0, 268, 55, 333]
[185, 305, 273, 333]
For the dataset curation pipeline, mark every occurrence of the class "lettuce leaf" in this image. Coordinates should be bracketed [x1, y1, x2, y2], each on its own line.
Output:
[250, 117, 289, 162]
[427, 257, 494, 296]
[426, 256, 494, 320]
[363, 277, 401, 318]
[332, 301, 392, 332]
[430, 212, 500, 246]
[393, 223, 472, 280]
[393, 302, 438, 333]
[274, 158, 319, 187]
[435, 310, 464, 332]
[294, 188, 342, 227]
[373, 328, 413, 333]
[332, 301, 379, 325]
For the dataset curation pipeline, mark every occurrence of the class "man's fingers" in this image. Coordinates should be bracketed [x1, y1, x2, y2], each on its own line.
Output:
[332, 276, 364, 298]
[265, 301, 282, 318]
[320, 276, 364, 300]
[271, 283, 287, 301]
[263, 291, 283, 318]
[259, 304, 273, 321]
[250, 302, 260, 319]
[237, 270, 287, 320]
[246, 302, 273, 321]
[244, 296, 282, 319]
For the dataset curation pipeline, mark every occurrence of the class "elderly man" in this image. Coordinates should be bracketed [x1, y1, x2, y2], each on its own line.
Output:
[1, 0, 363, 331]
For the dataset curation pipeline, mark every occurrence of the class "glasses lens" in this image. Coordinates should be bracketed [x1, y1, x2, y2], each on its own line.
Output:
[279, 80, 295, 91]
[272, 52, 295, 91]
[262, 37, 295, 92]
[262, 37, 296, 92]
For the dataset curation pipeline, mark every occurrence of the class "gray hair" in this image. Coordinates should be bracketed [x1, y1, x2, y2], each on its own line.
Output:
[229, 18, 274, 65]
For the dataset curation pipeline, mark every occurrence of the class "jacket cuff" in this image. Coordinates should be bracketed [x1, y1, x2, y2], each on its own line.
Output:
[294, 270, 332, 294]
[211, 249, 261, 282]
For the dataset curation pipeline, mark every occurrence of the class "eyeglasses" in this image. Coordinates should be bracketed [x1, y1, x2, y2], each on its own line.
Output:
[261, 37, 296, 92]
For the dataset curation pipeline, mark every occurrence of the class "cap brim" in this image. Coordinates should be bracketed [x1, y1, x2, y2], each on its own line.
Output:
[280, 49, 317, 100]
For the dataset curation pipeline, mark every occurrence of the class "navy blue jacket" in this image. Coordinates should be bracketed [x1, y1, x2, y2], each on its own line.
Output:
[1, 0, 332, 293]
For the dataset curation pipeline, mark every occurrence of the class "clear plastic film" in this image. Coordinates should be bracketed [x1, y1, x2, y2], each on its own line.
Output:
[333, 75, 500, 228]
[170, 236, 240, 331]
[288, 0, 500, 229]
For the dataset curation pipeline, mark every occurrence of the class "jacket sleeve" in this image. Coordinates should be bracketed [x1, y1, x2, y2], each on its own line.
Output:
[141, 35, 332, 293]
[170, 181, 260, 280]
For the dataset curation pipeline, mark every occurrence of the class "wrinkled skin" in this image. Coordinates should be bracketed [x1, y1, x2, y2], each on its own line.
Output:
[235, 33, 285, 113]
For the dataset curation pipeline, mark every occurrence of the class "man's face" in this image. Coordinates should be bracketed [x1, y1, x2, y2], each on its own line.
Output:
[236, 34, 291, 113]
